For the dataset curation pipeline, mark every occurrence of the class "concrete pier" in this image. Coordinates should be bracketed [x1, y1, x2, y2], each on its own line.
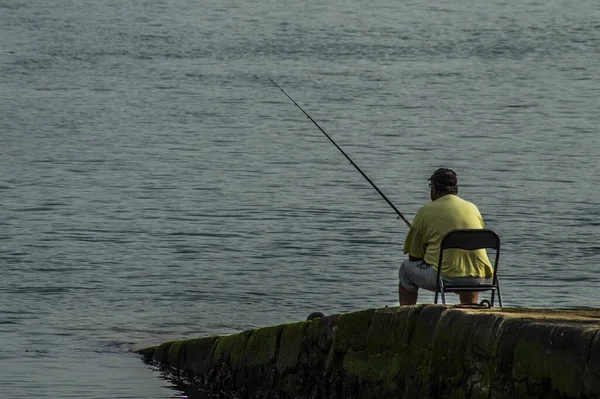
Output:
[137, 305, 600, 398]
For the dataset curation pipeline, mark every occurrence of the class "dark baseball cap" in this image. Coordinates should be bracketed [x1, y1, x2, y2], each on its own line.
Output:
[428, 168, 458, 186]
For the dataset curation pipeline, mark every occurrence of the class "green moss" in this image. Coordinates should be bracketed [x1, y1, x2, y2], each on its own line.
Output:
[276, 321, 308, 375]
[544, 355, 581, 397]
[153, 341, 173, 364]
[342, 351, 403, 391]
[244, 325, 283, 367]
[512, 326, 551, 385]
[468, 377, 492, 399]
[410, 305, 446, 350]
[587, 330, 600, 396]
[467, 313, 504, 357]
[548, 326, 596, 397]
[365, 306, 421, 354]
[333, 308, 376, 353]
[305, 315, 338, 352]
[463, 313, 505, 397]
[512, 324, 596, 397]
[305, 317, 321, 341]
[403, 305, 448, 398]
[213, 330, 253, 363]
[431, 310, 475, 386]
[278, 373, 300, 397]
[184, 336, 220, 375]
[167, 340, 187, 368]
[448, 386, 469, 399]
[493, 317, 528, 390]
[136, 346, 157, 362]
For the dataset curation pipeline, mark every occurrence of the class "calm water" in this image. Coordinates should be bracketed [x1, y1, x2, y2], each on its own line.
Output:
[1, 0, 600, 397]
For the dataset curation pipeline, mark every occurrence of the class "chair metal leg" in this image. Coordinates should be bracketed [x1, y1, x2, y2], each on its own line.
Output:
[435, 276, 444, 304]
[496, 280, 503, 307]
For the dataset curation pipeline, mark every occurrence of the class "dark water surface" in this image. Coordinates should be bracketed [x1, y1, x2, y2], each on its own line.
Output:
[2, 0, 600, 397]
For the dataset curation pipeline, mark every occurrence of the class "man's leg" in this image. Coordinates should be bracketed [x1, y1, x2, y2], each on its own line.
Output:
[399, 283, 418, 305]
[459, 292, 479, 304]
[399, 258, 433, 305]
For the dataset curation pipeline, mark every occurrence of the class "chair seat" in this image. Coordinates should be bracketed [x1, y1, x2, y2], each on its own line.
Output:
[442, 285, 497, 293]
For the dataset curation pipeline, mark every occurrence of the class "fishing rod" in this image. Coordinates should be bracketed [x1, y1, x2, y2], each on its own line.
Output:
[270, 78, 412, 228]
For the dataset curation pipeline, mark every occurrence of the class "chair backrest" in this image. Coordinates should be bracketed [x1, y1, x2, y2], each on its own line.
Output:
[435, 229, 502, 305]
[438, 229, 501, 282]
[440, 229, 500, 251]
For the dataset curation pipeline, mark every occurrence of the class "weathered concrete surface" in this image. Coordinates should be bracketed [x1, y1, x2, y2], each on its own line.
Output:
[137, 305, 600, 398]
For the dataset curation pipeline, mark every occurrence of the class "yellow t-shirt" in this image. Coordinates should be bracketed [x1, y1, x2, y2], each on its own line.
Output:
[403, 194, 493, 278]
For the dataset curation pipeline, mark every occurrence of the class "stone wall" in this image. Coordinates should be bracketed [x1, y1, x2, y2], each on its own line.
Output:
[137, 305, 600, 398]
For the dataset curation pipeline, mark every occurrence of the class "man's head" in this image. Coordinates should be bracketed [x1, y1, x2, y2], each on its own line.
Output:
[428, 168, 458, 200]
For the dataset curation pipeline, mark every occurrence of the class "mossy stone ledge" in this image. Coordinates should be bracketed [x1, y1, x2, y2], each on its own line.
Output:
[136, 305, 600, 398]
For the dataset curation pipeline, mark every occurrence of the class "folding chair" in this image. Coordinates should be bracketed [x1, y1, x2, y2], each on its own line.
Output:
[434, 229, 503, 307]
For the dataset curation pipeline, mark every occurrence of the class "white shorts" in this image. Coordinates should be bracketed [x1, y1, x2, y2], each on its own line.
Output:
[398, 258, 492, 293]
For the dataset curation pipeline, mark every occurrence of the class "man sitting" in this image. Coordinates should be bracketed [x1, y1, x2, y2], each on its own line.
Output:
[398, 168, 493, 305]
